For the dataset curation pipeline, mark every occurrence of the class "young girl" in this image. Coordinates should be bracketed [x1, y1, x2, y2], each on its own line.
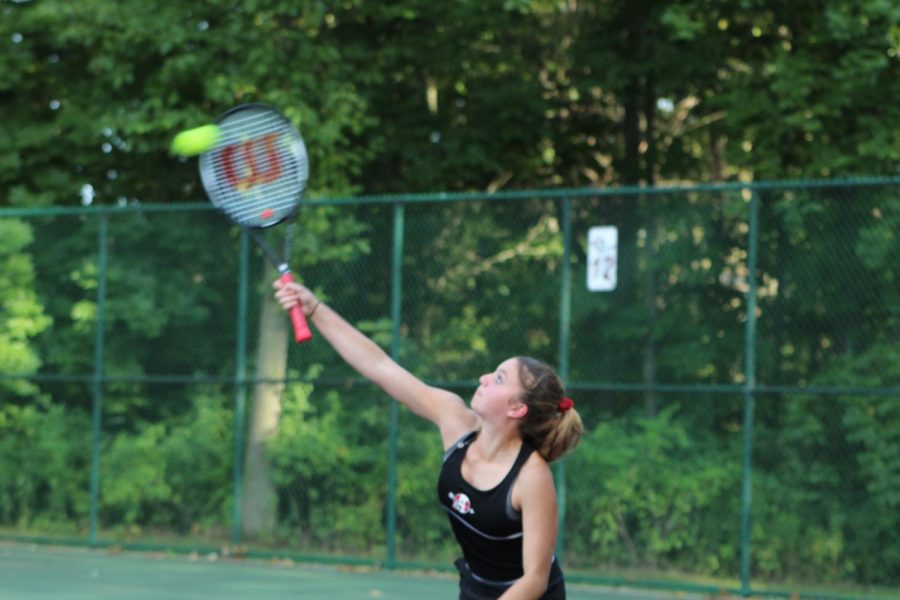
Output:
[274, 280, 583, 599]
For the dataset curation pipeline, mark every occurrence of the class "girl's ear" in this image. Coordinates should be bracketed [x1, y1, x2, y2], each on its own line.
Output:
[508, 401, 528, 419]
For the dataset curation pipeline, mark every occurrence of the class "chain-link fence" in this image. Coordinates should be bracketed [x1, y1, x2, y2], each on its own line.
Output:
[1, 179, 898, 598]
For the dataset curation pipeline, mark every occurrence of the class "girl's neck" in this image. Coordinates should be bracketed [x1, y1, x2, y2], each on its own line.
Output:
[473, 426, 522, 461]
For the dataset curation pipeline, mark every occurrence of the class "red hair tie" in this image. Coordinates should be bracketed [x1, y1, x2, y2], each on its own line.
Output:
[558, 397, 574, 413]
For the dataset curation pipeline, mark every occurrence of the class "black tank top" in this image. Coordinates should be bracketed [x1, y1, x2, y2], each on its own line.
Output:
[436, 431, 535, 583]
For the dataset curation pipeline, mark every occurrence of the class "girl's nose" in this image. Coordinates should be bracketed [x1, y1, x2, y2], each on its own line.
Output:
[479, 373, 490, 385]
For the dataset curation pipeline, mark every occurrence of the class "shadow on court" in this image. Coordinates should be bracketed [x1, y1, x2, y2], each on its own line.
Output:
[0, 542, 704, 600]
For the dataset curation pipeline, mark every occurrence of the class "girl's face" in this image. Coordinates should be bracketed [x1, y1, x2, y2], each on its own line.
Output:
[472, 358, 524, 417]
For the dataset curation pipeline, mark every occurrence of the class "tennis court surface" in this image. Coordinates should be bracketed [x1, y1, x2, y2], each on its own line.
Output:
[0, 542, 703, 600]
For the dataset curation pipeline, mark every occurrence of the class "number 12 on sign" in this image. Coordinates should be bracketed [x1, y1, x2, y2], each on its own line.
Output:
[587, 226, 618, 292]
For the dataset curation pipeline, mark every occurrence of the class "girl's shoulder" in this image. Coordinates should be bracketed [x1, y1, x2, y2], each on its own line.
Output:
[511, 450, 555, 508]
[439, 409, 480, 451]
[520, 448, 551, 480]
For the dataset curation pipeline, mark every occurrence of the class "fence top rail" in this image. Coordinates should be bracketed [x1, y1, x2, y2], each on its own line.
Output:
[2, 176, 898, 218]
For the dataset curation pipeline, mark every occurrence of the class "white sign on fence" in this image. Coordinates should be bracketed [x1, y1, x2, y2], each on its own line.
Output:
[587, 226, 618, 292]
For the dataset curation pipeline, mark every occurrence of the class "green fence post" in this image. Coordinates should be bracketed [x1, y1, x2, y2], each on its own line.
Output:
[740, 189, 761, 596]
[88, 214, 108, 547]
[386, 202, 405, 568]
[556, 198, 573, 563]
[231, 230, 250, 545]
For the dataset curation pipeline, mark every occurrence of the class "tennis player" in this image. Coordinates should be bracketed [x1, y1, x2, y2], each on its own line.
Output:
[274, 280, 583, 600]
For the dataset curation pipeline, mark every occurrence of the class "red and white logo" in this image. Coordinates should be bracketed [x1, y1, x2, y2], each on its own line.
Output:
[449, 492, 475, 515]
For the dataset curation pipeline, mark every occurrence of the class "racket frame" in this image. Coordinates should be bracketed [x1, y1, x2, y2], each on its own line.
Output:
[198, 103, 313, 343]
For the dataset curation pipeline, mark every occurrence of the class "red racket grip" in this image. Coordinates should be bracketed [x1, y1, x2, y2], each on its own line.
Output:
[279, 272, 313, 344]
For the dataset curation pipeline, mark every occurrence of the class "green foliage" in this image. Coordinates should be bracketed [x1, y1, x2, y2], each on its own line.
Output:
[708, 0, 900, 179]
[749, 342, 900, 584]
[820, 344, 900, 582]
[1, 0, 898, 590]
[394, 416, 456, 560]
[158, 389, 234, 531]
[268, 380, 455, 560]
[101, 424, 173, 527]
[0, 399, 89, 532]
[100, 389, 233, 534]
[567, 407, 739, 573]
[267, 375, 386, 552]
[1, 0, 371, 207]
[0, 219, 51, 395]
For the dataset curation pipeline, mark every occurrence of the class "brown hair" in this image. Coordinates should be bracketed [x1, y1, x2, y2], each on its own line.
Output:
[515, 356, 583, 462]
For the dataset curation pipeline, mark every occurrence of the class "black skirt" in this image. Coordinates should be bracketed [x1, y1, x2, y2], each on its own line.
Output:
[454, 557, 566, 600]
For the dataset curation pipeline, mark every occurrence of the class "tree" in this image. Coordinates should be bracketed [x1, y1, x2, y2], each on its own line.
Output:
[2, 0, 898, 586]
[0, 219, 51, 395]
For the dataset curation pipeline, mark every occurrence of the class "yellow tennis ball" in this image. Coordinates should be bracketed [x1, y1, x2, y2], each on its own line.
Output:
[170, 124, 221, 156]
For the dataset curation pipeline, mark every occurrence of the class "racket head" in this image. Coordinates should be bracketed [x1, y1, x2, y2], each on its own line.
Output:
[198, 104, 308, 229]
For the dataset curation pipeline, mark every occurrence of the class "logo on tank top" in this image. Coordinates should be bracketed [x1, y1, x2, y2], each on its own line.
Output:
[448, 492, 475, 515]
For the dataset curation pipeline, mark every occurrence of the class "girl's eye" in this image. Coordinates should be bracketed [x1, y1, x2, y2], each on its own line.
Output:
[495, 374, 503, 383]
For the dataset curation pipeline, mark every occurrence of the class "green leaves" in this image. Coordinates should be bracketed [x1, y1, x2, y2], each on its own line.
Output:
[0, 399, 89, 530]
[0, 219, 50, 391]
[568, 407, 738, 571]
[1, 0, 898, 588]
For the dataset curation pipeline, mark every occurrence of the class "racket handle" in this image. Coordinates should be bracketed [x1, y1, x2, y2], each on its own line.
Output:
[279, 272, 313, 344]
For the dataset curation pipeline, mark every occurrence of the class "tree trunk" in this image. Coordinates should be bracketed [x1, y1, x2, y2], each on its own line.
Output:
[643, 73, 656, 185]
[642, 70, 659, 416]
[241, 260, 289, 538]
[641, 220, 659, 417]
[623, 79, 642, 185]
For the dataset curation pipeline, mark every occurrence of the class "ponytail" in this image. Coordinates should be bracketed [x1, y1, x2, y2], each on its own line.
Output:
[515, 357, 583, 462]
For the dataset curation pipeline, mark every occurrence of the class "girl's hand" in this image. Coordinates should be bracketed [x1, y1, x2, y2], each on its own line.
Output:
[273, 280, 320, 317]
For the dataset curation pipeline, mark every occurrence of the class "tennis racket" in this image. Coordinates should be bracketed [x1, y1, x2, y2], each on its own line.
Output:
[192, 103, 312, 343]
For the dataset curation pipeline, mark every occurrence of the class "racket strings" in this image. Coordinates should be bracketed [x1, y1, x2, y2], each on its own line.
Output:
[199, 107, 308, 229]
